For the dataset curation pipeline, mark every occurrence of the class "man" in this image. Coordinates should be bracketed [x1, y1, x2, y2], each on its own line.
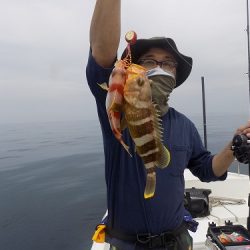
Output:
[86, 1, 250, 249]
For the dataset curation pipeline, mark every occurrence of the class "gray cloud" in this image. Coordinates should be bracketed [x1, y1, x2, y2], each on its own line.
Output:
[0, 0, 249, 124]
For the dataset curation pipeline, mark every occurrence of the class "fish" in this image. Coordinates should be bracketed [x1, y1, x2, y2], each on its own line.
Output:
[99, 60, 131, 156]
[123, 64, 171, 199]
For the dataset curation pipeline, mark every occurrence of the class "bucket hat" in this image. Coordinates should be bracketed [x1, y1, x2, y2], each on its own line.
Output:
[121, 37, 193, 87]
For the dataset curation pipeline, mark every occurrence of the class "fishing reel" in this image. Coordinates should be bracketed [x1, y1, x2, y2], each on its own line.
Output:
[231, 134, 250, 164]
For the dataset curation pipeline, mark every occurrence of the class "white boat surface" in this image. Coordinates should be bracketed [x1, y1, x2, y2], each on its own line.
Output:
[91, 169, 250, 250]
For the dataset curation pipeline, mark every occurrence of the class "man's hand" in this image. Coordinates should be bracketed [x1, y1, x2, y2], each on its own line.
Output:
[212, 120, 250, 177]
[235, 120, 250, 138]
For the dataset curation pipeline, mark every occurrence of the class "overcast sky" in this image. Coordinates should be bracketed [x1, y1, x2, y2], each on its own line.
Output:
[0, 0, 250, 124]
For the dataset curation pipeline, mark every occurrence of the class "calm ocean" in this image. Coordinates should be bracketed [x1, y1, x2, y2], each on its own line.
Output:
[0, 113, 249, 250]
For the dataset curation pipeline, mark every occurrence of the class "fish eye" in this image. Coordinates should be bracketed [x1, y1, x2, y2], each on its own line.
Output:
[137, 78, 144, 86]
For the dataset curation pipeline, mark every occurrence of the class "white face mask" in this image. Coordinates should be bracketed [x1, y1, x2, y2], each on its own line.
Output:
[146, 67, 175, 80]
[146, 67, 176, 116]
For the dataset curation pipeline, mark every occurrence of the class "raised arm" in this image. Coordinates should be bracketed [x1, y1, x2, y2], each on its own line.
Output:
[90, 0, 121, 68]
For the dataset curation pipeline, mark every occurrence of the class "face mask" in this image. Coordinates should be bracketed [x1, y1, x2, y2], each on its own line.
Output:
[146, 67, 175, 79]
[147, 67, 176, 116]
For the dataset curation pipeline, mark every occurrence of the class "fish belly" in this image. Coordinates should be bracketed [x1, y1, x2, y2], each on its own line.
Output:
[125, 106, 159, 166]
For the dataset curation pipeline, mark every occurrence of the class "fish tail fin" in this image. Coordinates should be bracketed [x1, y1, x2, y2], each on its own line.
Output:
[144, 170, 156, 199]
[156, 144, 171, 169]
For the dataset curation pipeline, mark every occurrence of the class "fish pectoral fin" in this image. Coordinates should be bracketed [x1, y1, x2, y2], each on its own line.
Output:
[149, 79, 153, 86]
[144, 171, 156, 199]
[109, 91, 123, 112]
[156, 144, 171, 168]
[98, 82, 109, 91]
[120, 140, 132, 157]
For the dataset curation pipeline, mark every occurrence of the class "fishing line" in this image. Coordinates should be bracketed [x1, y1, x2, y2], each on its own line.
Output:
[165, 39, 193, 67]
[209, 196, 246, 207]
[136, 164, 151, 233]
[133, 150, 151, 233]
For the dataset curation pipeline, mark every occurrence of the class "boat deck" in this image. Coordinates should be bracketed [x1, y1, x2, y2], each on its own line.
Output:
[92, 170, 250, 250]
[185, 170, 249, 249]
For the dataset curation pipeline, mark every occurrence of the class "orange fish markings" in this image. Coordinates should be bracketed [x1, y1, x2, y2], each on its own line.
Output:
[99, 61, 131, 156]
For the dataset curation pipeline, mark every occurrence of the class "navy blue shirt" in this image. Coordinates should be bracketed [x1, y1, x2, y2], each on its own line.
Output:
[86, 50, 227, 248]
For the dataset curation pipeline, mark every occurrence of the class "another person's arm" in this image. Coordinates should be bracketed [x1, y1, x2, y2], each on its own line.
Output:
[90, 0, 121, 68]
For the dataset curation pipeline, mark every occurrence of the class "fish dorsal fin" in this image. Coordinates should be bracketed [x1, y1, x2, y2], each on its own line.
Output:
[151, 103, 170, 168]
[151, 102, 164, 142]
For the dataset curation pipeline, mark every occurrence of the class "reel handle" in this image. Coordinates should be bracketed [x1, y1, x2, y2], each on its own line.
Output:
[231, 134, 250, 164]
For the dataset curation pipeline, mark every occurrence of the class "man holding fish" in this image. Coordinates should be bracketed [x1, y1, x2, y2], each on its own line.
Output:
[86, 0, 250, 249]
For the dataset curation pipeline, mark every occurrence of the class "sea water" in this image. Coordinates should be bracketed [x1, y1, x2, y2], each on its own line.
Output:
[0, 114, 249, 250]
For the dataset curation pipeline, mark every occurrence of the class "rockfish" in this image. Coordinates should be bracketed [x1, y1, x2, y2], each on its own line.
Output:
[100, 60, 131, 156]
[123, 64, 170, 199]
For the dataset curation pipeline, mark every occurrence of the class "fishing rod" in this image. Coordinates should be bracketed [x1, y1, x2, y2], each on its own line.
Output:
[247, 0, 250, 104]
[201, 76, 207, 150]
[247, 0, 250, 232]
[231, 0, 250, 232]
